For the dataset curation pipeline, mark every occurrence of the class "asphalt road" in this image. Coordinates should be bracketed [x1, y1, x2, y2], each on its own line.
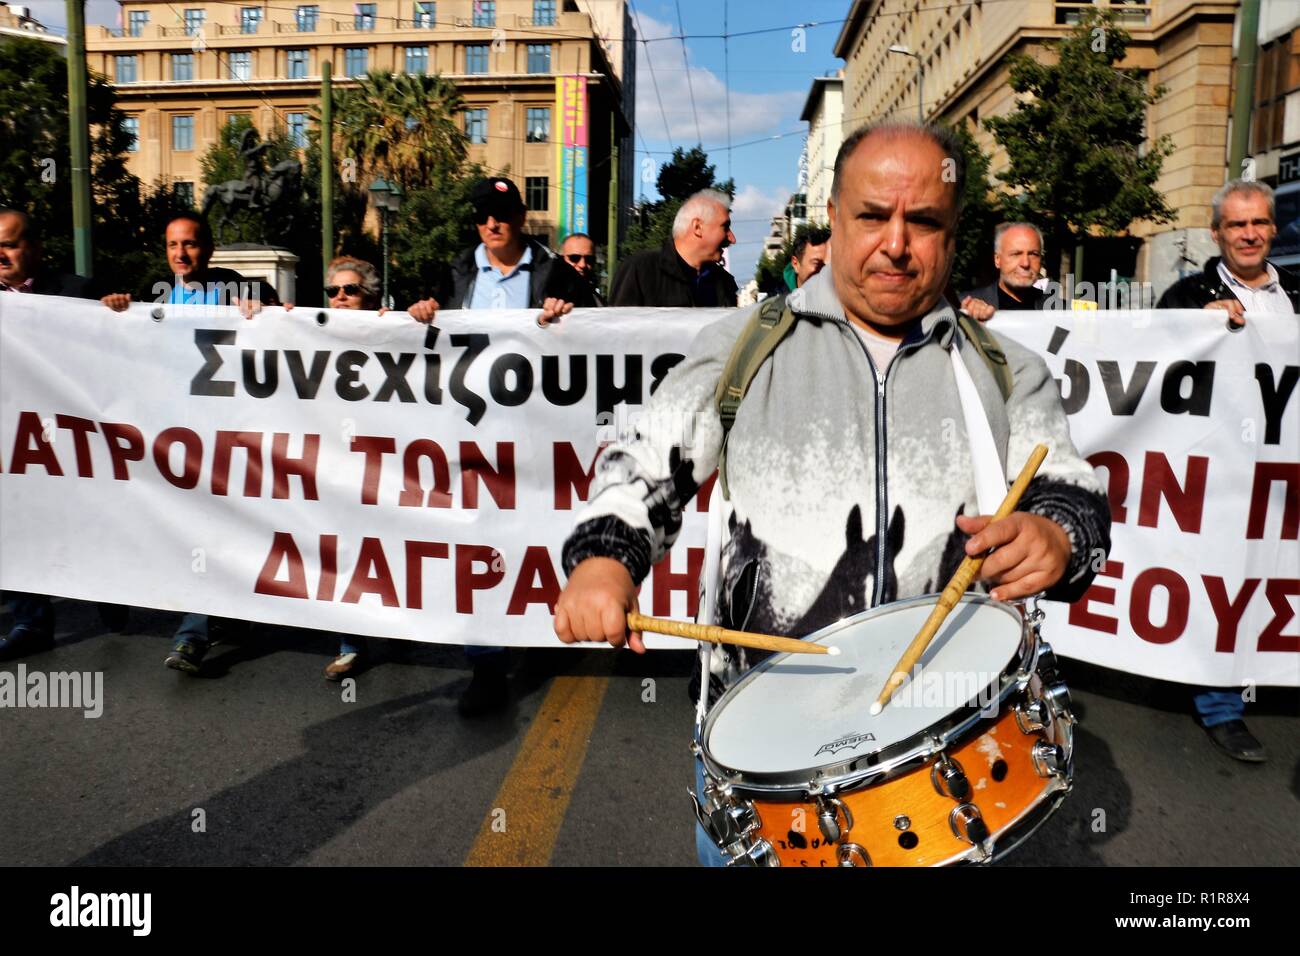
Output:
[2, 596, 1297, 867]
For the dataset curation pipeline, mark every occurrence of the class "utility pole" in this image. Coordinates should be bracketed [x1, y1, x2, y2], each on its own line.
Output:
[1228, 0, 1262, 180]
[65, 0, 93, 276]
[607, 119, 619, 297]
[321, 59, 334, 275]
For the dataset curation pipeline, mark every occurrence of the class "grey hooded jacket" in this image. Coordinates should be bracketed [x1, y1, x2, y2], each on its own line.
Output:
[562, 268, 1111, 645]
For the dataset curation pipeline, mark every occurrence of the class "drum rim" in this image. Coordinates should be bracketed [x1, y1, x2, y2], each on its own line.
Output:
[700, 592, 1034, 796]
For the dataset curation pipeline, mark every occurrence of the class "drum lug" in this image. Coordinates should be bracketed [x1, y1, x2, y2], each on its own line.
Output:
[930, 754, 971, 802]
[1042, 681, 1076, 726]
[1035, 641, 1061, 683]
[949, 803, 991, 856]
[724, 837, 781, 867]
[1032, 740, 1067, 778]
[815, 796, 854, 845]
[836, 843, 871, 867]
[1015, 697, 1049, 734]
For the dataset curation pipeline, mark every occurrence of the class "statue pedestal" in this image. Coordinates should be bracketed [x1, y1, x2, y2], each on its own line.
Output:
[211, 244, 300, 304]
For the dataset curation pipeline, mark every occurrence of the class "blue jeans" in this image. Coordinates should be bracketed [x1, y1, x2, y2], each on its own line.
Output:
[693, 759, 728, 867]
[1193, 687, 1245, 728]
[174, 612, 210, 650]
[5, 592, 53, 636]
[338, 635, 366, 657]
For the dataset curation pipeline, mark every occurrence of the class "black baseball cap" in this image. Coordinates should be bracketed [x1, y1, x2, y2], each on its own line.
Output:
[470, 177, 525, 217]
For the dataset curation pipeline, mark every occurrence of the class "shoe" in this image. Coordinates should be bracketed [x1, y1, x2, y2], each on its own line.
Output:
[324, 651, 363, 682]
[458, 655, 509, 717]
[164, 640, 206, 675]
[1204, 719, 1267, 763]
[0, 626, 55, 662]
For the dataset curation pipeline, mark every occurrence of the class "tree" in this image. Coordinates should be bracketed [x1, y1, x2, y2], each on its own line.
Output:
[0, 36, 169, 288]
[943, 121, 1000, 293]
[983, 8, 1174, 279]
[622, 146, 734, 259]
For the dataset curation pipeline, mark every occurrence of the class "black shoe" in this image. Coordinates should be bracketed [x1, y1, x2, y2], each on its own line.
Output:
[1204, 719, 1267, 763]
[0, 626, 55, 662]
[458, 655, 509, 717]
[164, 640, 207, 675]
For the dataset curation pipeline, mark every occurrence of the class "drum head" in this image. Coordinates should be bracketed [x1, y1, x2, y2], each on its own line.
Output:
[704, 595, 1024, 779]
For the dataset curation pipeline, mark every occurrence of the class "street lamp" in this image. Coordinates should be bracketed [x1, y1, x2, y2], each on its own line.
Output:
[888, 44, 924, 122]
[368, 177, 402, 308]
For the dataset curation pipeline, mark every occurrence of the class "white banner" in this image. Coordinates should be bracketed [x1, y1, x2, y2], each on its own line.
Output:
[0, 296, 719, 650]
[990, 310, 1299, 687]
[2, 297, 1296, 686]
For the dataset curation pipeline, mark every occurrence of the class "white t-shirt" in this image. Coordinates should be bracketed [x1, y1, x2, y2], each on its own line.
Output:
[850, 322, 902, 375]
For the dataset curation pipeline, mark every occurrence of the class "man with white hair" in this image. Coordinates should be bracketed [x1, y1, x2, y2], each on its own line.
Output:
[1157, 178, 1299, 322]
[609, 188, 738, 307]
[960, 222, 1049, 320]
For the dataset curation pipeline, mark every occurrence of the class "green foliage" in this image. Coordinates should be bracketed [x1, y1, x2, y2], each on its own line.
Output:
[982, 8, 1174, 275]
[622, 147, 734, 259]
[943, 121, 1000, 293]
[0, 36, 170, 288]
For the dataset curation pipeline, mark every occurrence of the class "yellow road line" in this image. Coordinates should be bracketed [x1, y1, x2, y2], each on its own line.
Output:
[464, 673, 610, 867]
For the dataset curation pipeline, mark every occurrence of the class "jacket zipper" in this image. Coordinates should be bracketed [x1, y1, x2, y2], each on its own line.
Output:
[842, 328, 891, 608]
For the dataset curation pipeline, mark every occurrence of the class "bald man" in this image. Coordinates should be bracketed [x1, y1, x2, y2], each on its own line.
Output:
[960, 222, 1049, 320]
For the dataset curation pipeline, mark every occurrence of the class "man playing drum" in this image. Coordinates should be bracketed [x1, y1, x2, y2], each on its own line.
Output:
[553, 121, 1112, 862]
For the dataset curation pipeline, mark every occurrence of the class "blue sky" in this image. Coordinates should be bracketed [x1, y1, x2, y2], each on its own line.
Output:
[27, 0, 847, 280]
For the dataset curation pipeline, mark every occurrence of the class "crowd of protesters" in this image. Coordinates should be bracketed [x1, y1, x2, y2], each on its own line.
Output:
[0, 170, 1291, 757]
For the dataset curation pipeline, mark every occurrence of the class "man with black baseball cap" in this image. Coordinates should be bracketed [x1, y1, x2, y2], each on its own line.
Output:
[409, 176, 592, 323]
[409, 176, 592, 716]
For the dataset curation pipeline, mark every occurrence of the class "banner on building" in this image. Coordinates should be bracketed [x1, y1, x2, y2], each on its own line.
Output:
[555, 74, 589, 239]
[1, 298, 1296, 686]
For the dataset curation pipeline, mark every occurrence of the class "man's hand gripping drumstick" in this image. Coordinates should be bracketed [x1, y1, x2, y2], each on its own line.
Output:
[871, 444, 1051, 715]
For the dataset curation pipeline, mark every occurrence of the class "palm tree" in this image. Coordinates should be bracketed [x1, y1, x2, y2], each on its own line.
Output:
[327, 71, 469, 192]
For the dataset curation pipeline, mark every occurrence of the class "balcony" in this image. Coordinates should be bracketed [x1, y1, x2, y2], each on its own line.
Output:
[1053, 2, 1151, 28]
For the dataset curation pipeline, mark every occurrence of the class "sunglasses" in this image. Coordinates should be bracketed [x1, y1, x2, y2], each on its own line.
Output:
[325, 283, 362, 298]
[473, 207, 521, 225]
[565, 254, 596, 264]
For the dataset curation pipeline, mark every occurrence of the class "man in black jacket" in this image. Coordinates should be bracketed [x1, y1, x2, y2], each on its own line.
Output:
[609, 189, 738, 307]
[960, 222, 1049, 320]
[1158, 178, 1295, 763]
[408, 177, 590, 322]
[1157, 179, 1299, 324]
[0, 209, 100, 660]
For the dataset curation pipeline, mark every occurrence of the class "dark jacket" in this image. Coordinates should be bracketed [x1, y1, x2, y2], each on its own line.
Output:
[1156, 255, 1300, 311]
[963, 281, 1048, 311]
[138, 266, 281, 305]
[433, 236, 594, 309]
[609, 240, 738, 307]
[28, 271, 97, 299]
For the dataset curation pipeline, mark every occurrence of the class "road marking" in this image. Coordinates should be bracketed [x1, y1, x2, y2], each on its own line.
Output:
[464, 673, 610, 867]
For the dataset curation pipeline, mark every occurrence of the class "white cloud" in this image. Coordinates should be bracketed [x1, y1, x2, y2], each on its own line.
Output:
[24, 1, 121, 32]
[633, 12, 804, 146]
[726, 183, 792, 285]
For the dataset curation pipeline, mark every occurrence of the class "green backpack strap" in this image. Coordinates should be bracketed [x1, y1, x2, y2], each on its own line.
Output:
[713, 294, 798, 500]
[955, 313, 1013, 402]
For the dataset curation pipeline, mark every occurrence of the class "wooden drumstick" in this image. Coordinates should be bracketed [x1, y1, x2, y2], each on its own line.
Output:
[626, 612, 838, 656]
[870, 443, 1050, 716]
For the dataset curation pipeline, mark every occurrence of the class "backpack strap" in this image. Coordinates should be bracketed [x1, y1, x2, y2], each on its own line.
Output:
[955, 313, 1013, 402]
[713, 294, 797, 499]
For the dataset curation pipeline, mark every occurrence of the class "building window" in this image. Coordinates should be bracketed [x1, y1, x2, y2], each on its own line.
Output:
[533, 0, 556, 25]
[287, 48, 309, 79]
[525, 106, 550, 142]
[240, 7, 261, 33]
[123, 116, 139, 152]
[526, 44, 551, 74]
[355, 3, 376, 30]
[228, 51, 252, 81]
[413, 1, 435, 27]
[287, 112, 307, 147]
[172, 53, 194, 81]
[525, 176, 548, 211]
[296, 5, 318, 31]
[228, 112, 251, 126]
[464, 107, 487, 144]
[465, 43, 488, 74]
[472, 1, 495, 27]
[114, 55, 137, 84]
[175, 182, 195, 208]
[172, 115, 194, 151]
[127, 10, 149, 36]
[344, 47, 368, 77]
[405, 46, 429, 74]
[184, 8, 205, 35]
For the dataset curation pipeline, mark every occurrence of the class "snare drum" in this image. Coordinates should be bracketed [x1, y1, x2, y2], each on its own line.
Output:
[691, 594, 1075, 867]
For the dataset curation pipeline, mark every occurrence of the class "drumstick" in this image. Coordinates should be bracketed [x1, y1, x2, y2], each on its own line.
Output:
[626, 612, 838, 656]
[870, 443, 1050, 716]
